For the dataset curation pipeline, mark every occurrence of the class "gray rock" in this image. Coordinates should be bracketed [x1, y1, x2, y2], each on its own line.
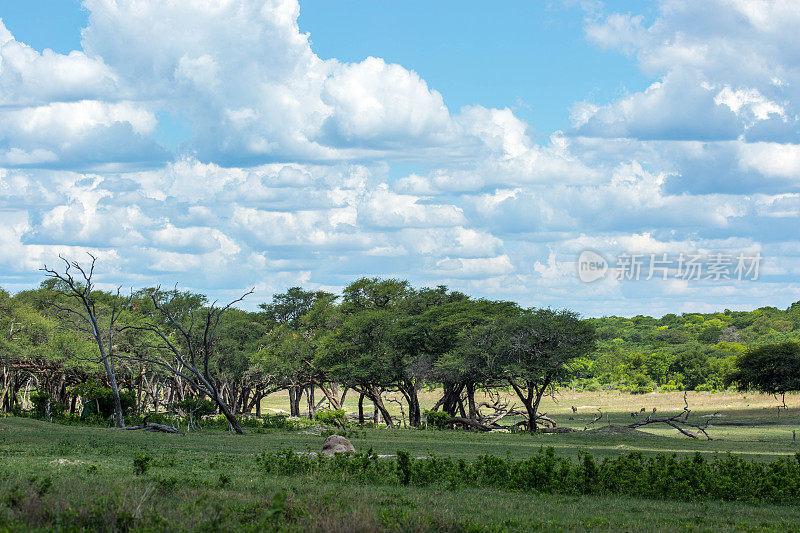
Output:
[321, 435, 355, 457]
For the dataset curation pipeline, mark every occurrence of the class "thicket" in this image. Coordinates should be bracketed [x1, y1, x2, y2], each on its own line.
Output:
[257, 446, 800, 504]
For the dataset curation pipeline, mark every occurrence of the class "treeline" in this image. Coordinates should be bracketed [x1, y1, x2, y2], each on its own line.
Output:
[0, 267, 593, 431]
[2, 258, 799, 430]
[584, 303, 800, 393]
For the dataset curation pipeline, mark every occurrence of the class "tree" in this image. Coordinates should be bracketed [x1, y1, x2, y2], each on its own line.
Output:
[481, 308, 596, 430]
[432, 298, 519, 420]
[730, 342, 800, 407]
[320, 278, 411, 426]
[41, 255, 126, 427]
[120, 286, 253, 434]
[391, 286, 471, 426]
[670, 351, 710, 390]
[212, 308, 268, 414]
[258, 287, 337, 416]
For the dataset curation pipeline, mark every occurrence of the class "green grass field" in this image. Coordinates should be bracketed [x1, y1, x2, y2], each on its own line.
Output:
[3, 391, 800, 531]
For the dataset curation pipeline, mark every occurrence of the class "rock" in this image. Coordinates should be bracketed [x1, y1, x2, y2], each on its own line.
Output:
[321, 435, 355, 457]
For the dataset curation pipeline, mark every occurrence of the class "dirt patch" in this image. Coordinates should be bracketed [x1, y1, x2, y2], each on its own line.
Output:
[49, 458, 86, 467]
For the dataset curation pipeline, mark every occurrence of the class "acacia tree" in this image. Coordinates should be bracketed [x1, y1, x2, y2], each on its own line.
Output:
[730, 341, 800, 407]
[254, 324, 315, 416]
[476, 308, 596, 430]
[120, 286, 253, 434]
[258, 287, 337, 416]
[432, 298, 520, 420]
[41, 255, 126, 427]
[320, 278, 411, 427]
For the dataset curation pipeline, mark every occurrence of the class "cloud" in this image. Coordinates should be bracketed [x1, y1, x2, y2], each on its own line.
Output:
[0, 20, 119, 106]
[0, 0, 798, 316]
[574, 0, 800, 143]
[77, 0, 488, 163]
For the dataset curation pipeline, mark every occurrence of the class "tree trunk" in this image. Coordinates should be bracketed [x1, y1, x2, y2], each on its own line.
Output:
[102, 352, 125, 427]
[508, 379, 538, 431]
[466, 382, 477, 420]
[440, 383, 465, 417]
[369, 390, 393, 427]
[399, 380, 422, 427]
[457, 397, 467, 418]
[306, 385, 315, 419]
[214, 391, 245, 434]
[288, 386, 300, 417]
[358, 392, 365, 425]
[316, 381, 342, 410]
[523, 399, 537, 431]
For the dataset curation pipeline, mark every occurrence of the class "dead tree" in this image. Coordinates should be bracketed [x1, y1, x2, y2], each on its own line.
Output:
[625, 392, 712, 439]
[41, 255, 125, 427]
[119, 286, 253, 435]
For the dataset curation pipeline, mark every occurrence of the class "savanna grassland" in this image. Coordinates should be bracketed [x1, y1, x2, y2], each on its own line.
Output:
[3, 391, 800, 532]
[6, 279, 800, 531]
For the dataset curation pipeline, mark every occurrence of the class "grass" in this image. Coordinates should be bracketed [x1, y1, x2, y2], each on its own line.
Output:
[3, 391, 800, 530]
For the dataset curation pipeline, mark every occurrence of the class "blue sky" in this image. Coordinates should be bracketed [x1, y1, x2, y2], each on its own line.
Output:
[0, 0, 652, 143]
[0, 0, 798, 316]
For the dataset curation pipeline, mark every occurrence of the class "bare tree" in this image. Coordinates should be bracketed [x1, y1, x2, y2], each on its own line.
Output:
[119, 286, 253, 434]
[41, 255, 125, 427]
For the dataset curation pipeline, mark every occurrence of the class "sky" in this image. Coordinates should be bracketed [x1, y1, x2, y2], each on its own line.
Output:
[0, 0, 798, 316]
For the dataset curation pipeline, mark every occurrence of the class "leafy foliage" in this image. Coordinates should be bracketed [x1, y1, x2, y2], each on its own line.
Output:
[257, 446, 800, 504]
[729, 342, 800, 395]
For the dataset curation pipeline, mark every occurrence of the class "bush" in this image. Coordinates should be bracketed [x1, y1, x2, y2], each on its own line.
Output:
[314, 409, 347, 427]
[263, 414, 296, 430]
[423, 410, 450, 429]
[256, 446, 800, 505]
[133, 454, 152, 475]
[660, 380, 683, 392]
[173, 397, 215, 418]
[72, 383, 136, 420]
[630, 386, 653, 395]
[30, 392, 66, 420]
[137, 412, 172, 426]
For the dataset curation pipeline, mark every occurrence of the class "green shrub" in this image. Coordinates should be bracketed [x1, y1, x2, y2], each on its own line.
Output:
[263, 414, 296, 430]
[138, 412, 172, 426]
[133, 454, 152, 475]
[30, 392, 66, 419]
[73, 383, 136, 419]
[173, 397, 215, 417]
[256, 446, 800, 505]
[423, 410, 450, 429]
[315, 409, 347, 427]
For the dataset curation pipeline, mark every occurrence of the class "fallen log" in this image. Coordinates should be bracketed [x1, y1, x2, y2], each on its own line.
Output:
[120, 415, 181, 434]
[446, 417, 492, 431]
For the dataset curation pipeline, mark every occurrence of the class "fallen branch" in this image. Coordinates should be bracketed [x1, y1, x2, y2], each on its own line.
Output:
[446, 417, 492, 431]
[625, 392, 712, 440]
[120, 415, 181, 434]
